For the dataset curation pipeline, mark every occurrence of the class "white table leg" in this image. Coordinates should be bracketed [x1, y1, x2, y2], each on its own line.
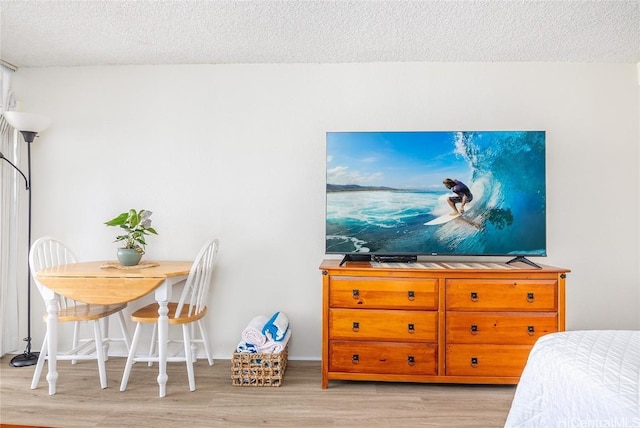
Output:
[44, 290, 58, 395]
[156, 299, 169, 398]
[153, 276, 185, 398]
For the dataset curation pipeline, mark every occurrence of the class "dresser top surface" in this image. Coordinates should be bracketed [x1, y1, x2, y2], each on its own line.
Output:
[319, 259, 570, 274]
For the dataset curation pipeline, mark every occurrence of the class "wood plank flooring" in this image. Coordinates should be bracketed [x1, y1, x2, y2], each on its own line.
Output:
[0, 356, 516, 427]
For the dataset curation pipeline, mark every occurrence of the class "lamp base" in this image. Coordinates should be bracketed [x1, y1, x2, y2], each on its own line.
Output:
[9, 351, 39, 367]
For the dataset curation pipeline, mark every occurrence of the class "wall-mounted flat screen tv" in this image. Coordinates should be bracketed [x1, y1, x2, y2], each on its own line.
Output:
[325, 131, 546, 264]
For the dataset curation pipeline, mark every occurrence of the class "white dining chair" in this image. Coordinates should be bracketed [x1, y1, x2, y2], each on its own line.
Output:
[29, 236, 131, 389]
[120, 238, 219, 393]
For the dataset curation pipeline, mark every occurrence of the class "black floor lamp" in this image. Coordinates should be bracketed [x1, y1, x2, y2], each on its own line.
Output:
[2, 111, 51, 367]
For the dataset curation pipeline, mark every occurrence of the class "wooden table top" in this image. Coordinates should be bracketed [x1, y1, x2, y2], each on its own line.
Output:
[35, 260, 193, 305]
[37, 260, 193, 278]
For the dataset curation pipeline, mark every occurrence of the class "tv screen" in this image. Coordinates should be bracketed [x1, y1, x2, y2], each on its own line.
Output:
[325, 131, 546, 261]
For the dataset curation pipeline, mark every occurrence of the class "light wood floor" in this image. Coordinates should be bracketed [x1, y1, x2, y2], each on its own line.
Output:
[0, 356, 516, 427]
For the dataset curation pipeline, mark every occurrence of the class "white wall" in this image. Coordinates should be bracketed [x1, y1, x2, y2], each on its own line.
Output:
[9, 62, 640, 360]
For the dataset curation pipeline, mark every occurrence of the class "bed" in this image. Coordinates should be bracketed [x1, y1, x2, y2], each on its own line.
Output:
[504, 330, 640, 428]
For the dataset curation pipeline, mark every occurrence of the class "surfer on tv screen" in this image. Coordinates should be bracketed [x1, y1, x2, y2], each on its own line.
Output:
[443, 178, 473, 215]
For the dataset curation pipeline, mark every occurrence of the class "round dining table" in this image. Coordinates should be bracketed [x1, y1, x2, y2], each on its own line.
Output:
[35, 260, 193, 397]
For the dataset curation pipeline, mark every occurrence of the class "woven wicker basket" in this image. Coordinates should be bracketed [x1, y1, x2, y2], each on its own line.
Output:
[231, 347, 288, 387]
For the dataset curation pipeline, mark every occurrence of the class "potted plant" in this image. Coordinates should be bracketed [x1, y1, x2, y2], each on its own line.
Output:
[105, 209, 158, 266]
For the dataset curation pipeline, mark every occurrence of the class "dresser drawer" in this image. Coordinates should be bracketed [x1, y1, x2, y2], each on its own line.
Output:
[330, 276, 438, 310]
[446, 312, 558, 344]
[330, 340, 437, 375]
[446, 279, 557, 311]
[330, 308, 438, 342]
[446, 344, 531, 377]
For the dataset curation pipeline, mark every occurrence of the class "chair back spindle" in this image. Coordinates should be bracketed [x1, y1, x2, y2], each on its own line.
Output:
[30, 237, 80, 311]
[174, 239, 219, 320]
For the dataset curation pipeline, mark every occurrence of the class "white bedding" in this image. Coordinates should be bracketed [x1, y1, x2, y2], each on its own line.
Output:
[505, 330, 640, 428]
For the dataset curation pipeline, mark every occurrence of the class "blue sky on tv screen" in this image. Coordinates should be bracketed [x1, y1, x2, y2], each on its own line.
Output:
[326, 131, 471, 190]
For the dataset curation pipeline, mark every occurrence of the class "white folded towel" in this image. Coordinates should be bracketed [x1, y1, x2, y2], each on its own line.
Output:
[241, 315, 269, 346]
[258, 329, 292, 354]
[261, 311, 289, 342]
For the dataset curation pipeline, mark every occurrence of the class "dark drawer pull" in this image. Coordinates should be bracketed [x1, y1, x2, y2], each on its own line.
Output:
[470, 357, 478, 368]
[352, 321, 360, 332]
[407, 290, 415, 301]
[527, 292, 535, 303]
[527, 325, 535, 335]
[352, 289, 360, 299]
[470, 292, 479, 302]
[470, 325, 478, 335]
[407, 323, 415, 334]
[352, 354, 359, 364]
[407, 355, 415, 366]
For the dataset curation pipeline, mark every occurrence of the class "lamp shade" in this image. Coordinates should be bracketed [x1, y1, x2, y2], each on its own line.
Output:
[4, 111, 51, 133]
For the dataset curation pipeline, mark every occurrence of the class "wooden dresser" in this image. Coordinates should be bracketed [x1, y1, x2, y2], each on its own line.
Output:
[319, 259, 569, 388]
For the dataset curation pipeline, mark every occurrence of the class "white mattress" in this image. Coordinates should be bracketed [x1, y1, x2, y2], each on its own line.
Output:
[505, 330, 640, 428]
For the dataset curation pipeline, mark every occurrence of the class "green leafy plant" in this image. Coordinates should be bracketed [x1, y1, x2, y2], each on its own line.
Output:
[105, 209, 158, 254]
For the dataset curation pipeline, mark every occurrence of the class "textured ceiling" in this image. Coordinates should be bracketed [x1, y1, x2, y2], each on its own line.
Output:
[1, 0, 639, 69]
